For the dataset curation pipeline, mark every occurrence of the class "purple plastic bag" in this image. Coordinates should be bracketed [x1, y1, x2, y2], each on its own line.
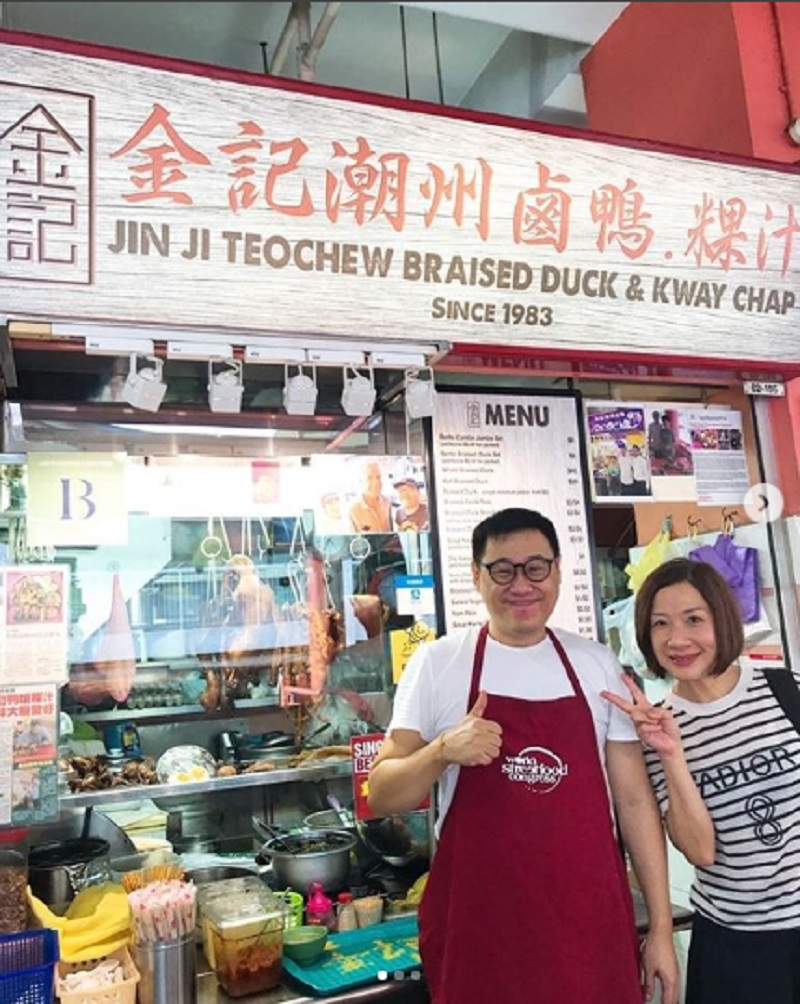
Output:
[689, 534, 759, 622]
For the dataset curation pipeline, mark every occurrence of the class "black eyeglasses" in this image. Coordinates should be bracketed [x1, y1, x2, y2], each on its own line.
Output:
[480, 557, 556, 586]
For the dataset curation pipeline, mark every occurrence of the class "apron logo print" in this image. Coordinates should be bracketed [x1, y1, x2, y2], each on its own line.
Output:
[501, 745, 568, 793]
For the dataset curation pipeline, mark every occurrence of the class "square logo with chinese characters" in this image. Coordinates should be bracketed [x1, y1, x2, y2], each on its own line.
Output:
[0, 83, 93, 285]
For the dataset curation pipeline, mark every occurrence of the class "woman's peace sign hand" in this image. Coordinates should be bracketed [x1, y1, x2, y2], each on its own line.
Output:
[602, 673, 683, 758]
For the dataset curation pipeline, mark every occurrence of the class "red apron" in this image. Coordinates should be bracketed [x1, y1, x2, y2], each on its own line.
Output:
[418, 625, 642, 1004]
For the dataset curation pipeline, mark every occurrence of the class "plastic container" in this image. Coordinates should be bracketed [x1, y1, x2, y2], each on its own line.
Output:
[336, 893, 357, 933]
[203, 887, 286, 997]
[353, 895, 383, 929]
[0, 828, 28, 935]
[195, 876, 266, 966]
[0, 927, 59, 1004]
[275, 891, 303, 929]
[305, 882, 335, 932]
[57, 945, 140, 1004]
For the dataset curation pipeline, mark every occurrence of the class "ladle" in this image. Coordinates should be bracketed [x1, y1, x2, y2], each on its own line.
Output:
[326, 794, 352, 828]
[252, 818, 296, 855]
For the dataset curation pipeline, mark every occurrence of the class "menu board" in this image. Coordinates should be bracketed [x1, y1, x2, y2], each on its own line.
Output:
[432, 391, 597, 638]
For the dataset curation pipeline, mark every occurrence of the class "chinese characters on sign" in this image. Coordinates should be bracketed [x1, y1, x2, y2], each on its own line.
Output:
[2, 37, 800, 362]
[0, 684, 59, 825]
[0, 85, 92, 283]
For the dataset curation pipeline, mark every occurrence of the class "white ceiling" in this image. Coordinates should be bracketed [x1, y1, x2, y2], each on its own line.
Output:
[1, 1, 628, 125]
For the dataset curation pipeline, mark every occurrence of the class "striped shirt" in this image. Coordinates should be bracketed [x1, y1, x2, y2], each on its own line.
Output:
[645, 662, 800, 931]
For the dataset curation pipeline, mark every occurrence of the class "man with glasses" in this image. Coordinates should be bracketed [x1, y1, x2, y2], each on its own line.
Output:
[369, 507, 678, 1004]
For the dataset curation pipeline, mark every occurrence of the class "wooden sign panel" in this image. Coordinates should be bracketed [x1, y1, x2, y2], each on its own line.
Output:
[2, 32, 800, 364]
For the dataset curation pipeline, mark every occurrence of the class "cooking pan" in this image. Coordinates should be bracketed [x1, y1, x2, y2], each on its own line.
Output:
[356, 812, 430, 868]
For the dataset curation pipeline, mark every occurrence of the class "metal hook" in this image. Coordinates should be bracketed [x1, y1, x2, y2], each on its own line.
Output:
[687, 516, 704, 541]
[721, 508, 738, 536]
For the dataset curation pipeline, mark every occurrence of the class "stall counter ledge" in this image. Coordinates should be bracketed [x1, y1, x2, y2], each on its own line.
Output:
[197, 961, 429, 1003]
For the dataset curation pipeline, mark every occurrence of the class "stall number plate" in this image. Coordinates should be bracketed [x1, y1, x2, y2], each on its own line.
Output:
[743, 380, 785, 397]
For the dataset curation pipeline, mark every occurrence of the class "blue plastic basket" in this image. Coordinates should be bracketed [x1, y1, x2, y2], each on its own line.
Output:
[0, 929, 59, 1004]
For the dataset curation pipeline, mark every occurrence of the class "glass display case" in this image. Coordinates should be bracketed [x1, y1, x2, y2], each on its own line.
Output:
[0, 347, 438, 841]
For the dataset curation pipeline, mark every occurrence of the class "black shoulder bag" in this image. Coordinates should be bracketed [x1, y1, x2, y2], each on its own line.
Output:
[765, 669, 800, 737]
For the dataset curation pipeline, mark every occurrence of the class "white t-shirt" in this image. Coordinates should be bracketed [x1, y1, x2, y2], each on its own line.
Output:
[388, 625, 637, 828]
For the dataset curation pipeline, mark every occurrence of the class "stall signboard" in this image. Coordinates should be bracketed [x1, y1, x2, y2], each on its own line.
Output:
[432, 390, 597, 638]
[2, 32, 800, 365]
[586, 401, 749, 505]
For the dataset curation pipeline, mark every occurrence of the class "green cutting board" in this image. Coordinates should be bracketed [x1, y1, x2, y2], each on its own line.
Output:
[281, 915, 421, 996]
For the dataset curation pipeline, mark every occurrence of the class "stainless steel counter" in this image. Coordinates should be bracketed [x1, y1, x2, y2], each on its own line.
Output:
[194, 893, 692, 1004]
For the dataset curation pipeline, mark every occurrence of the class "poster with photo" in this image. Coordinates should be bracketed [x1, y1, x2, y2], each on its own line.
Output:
[688, 409, 749, 505]
[587, 402, 747, 505]
[0, 684, 59, 825]
[586, 405, 652, 501]
[308, 455, 429, 536]
[0, 565, 70, 685]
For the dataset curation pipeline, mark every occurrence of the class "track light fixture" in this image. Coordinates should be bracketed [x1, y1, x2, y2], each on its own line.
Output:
[283, 363, 318, 416]
[405, 366, 436, 420]
[208, 358, 244, 414]
[341, 364, 376, 417]
[121, 354, 167, 413]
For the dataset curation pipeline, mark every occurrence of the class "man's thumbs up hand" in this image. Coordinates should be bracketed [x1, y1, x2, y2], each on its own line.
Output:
[469, 690, 488, 719]
[439, 690, 502, 768]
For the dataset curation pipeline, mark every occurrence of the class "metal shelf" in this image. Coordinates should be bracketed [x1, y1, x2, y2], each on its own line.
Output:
[68, 697, 280, 723]
[60, 758, 354, 807]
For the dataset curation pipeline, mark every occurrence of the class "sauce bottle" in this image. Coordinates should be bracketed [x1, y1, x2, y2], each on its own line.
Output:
[336, 892, 357, 932]
[306, 881, 335, 931]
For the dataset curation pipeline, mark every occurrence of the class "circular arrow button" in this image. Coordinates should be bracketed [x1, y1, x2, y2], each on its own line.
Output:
[743, 483, 784, 524]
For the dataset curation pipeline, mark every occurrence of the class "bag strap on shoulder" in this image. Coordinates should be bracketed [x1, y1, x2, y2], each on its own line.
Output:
[765, 669, 800, 737]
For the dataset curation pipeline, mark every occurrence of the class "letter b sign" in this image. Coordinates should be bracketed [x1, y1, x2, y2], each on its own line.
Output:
[60, 478, 97, 521]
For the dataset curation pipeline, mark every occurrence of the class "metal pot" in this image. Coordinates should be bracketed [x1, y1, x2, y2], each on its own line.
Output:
[185, 865, 260, 886]
[258, 828, 355, 894]
[303, 809, 355, 830]
[29, 837, 111, 914]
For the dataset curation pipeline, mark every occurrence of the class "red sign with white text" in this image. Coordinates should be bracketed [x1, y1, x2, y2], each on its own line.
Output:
[350, 732, 431, 821]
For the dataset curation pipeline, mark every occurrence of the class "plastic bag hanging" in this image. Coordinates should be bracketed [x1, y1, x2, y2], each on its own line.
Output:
[688, 533, 760, 622]
[602, 595, 647, 674]
[625, 529, 675, 594]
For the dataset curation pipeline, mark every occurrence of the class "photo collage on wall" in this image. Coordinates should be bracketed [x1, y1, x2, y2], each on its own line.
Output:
[586, 402, 749, 505]
[309, 455, 429, 536]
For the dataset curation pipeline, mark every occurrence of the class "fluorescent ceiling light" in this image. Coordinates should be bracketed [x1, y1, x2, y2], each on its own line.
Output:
[111, 423, 277, 438]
